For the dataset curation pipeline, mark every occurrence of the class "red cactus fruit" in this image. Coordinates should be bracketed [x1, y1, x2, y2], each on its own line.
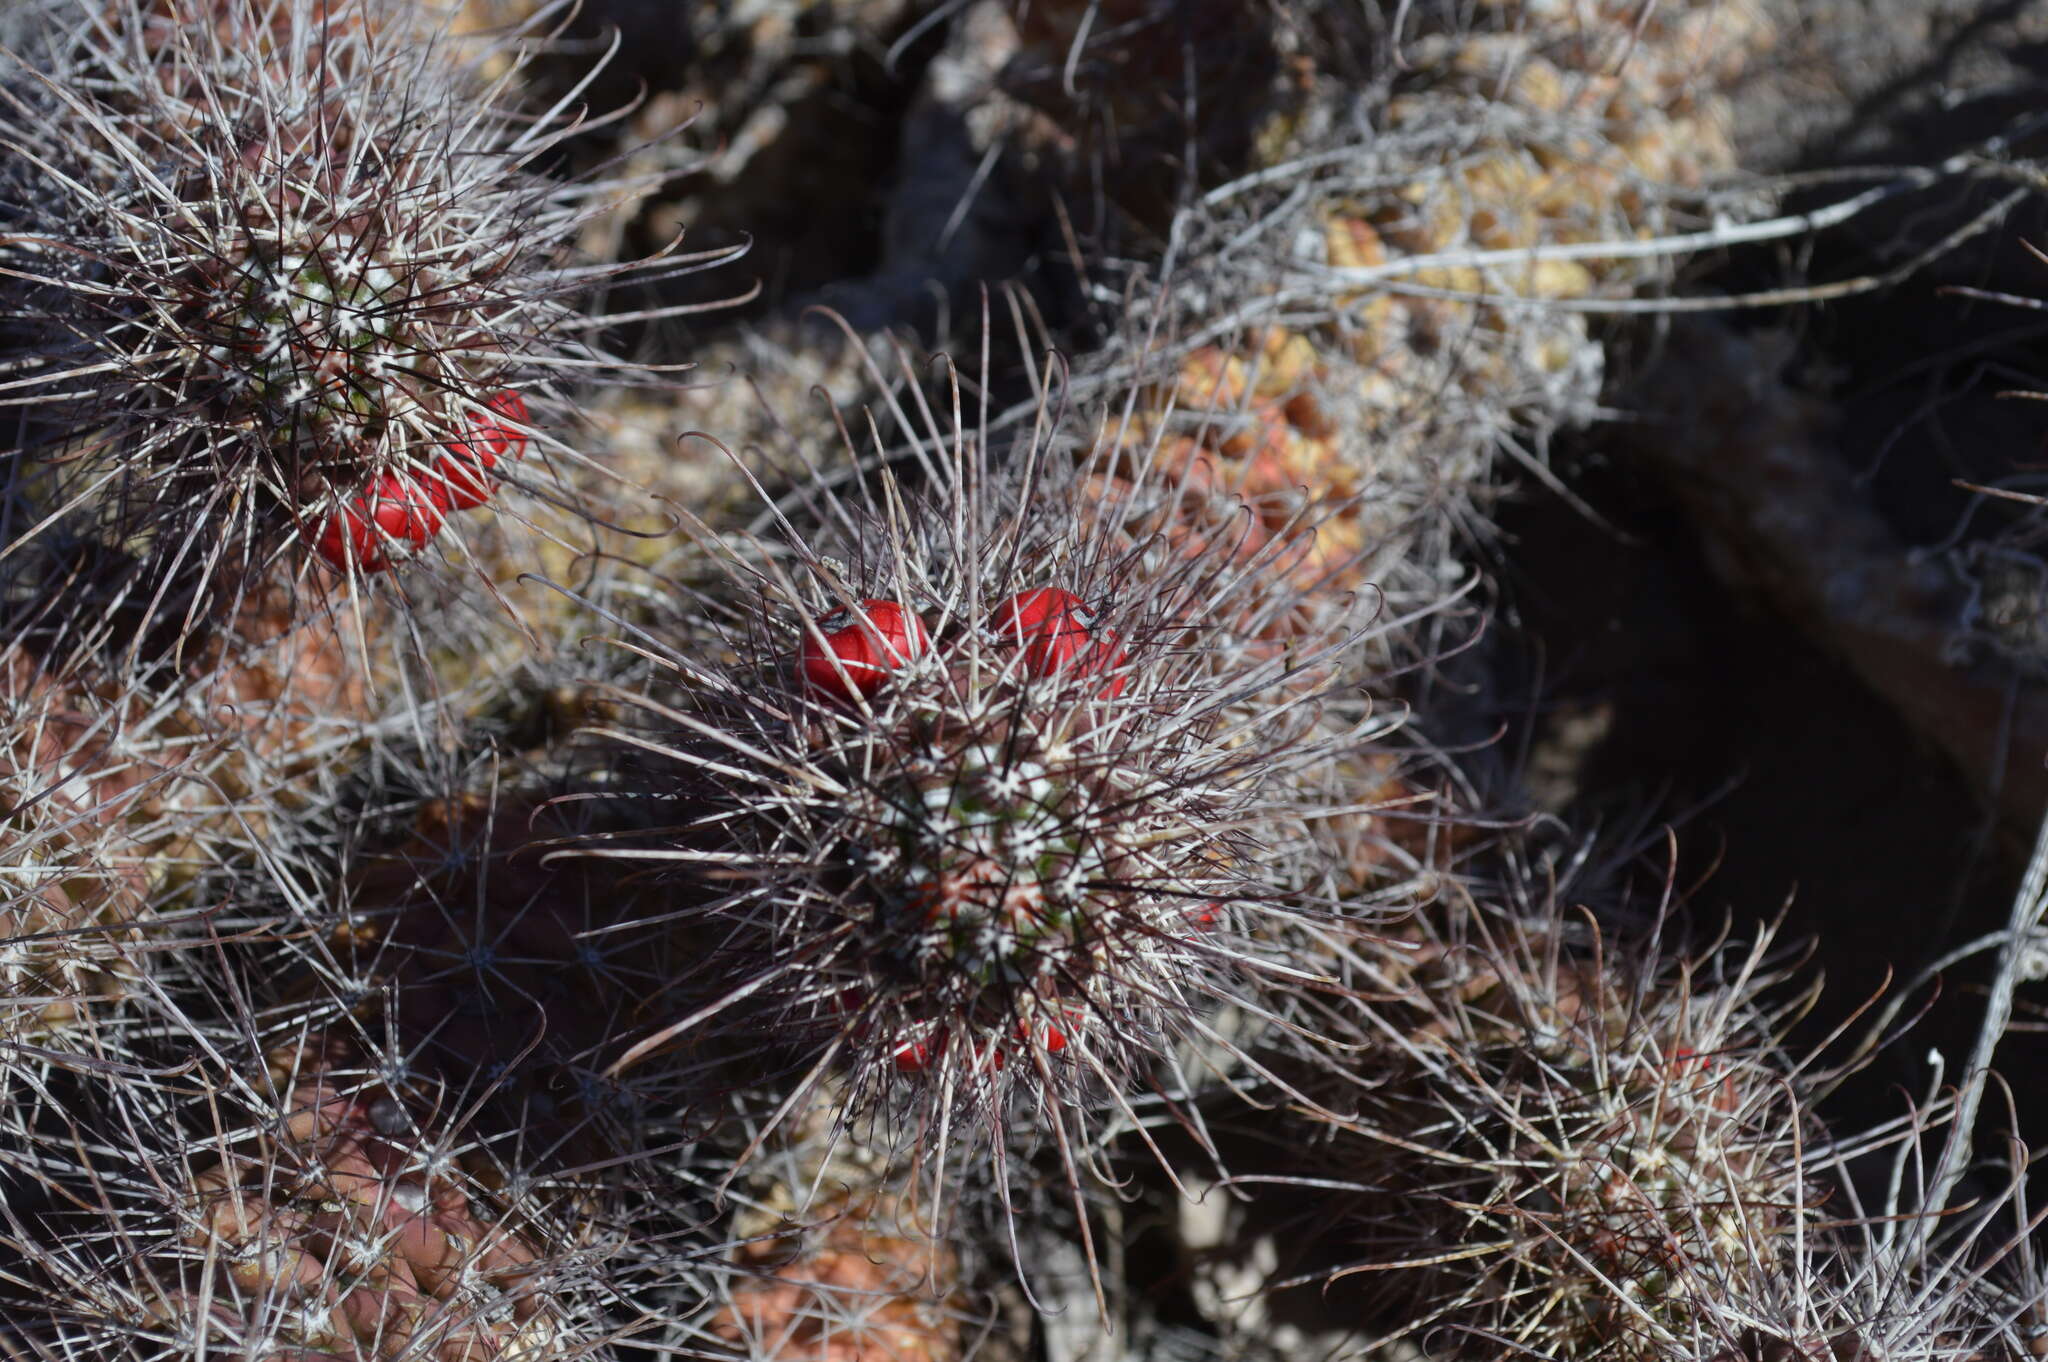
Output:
[1088, 632, 1130, 699]
[891, 1015, 1071, 1074]
[428, 389, 530, 510]
[892, 1035, 933, 1072]
[1023, 1017, 1069, 1056]
[307, 470, 444, 572]
[799, 600, 930, 701]
[988, 588, 1127, 697]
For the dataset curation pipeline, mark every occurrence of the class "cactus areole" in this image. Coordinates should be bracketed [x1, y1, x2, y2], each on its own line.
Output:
[879, 740, 1109, 980]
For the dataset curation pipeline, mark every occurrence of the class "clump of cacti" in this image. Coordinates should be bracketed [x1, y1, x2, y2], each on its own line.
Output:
[12, 1, 2048, 1360]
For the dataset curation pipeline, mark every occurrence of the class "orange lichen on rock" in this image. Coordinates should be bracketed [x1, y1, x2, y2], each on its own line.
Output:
[1077, 0, 1774, 658]
[1096, 330, 1383, 626]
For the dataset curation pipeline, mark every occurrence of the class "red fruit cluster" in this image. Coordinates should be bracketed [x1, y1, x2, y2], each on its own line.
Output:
[304, 391, 529, 572]
[891, 1014, 1074, 1074]
[798, 588, 1127, 703]
[309, 470, 444, 573]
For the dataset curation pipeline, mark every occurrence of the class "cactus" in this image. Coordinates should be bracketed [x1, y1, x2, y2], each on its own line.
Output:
[557, 338, 1430, 1256]
[329, 764, 686, 1167]
[0, 0, 729, 687]
[0, 1019, 633, 1359]
[0, 645, 220, 1096]
[710, 1145, 971, 1362]
[1283, 892, 1822, 1360]
[0, 682, 152, 1058]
